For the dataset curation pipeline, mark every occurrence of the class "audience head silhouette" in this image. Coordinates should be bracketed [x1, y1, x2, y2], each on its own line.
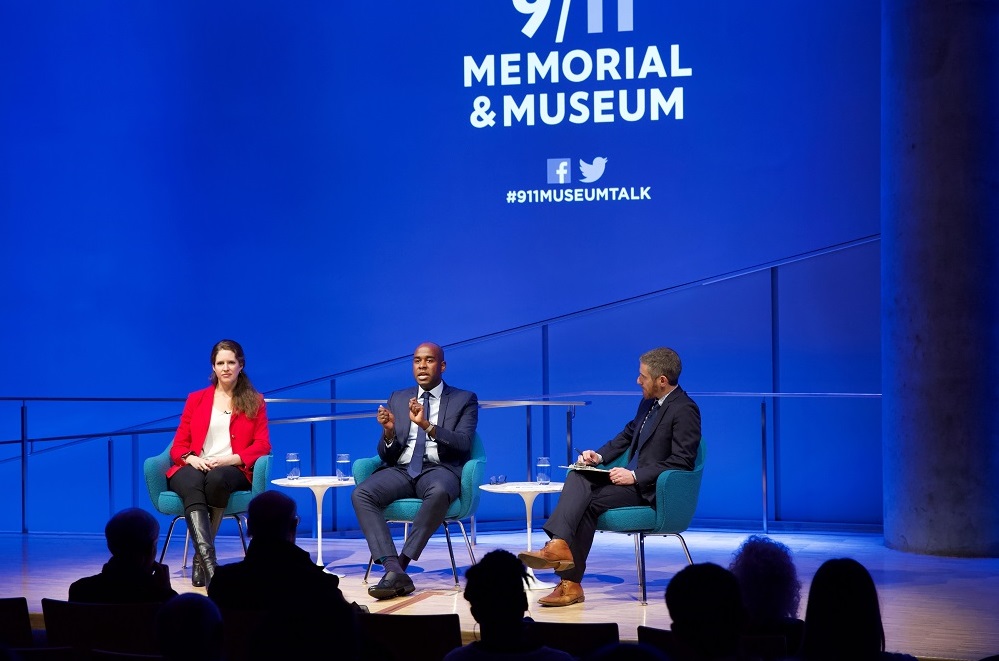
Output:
[210, 491, 359, 661]
[729, 534, 801, 623]
[156, 593, 223, 661]
[246, 490, 298, 542]
[463, 549, 530, 626]
[800, 557, 887, 660]
[67, 507, 177, 604]
[105, 507, 159, 567]
[451, 550, 577, 660]
[665, 562, 745, 659]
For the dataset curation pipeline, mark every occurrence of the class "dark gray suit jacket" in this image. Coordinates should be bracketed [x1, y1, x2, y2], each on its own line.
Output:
[376, 382, 478, 479]
[596, 386, 701, 504]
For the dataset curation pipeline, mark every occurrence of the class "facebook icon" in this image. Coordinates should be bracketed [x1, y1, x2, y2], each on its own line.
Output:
[547, 158, 572, 185]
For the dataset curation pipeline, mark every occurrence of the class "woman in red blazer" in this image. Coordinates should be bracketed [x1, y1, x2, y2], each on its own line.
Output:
[167, 339, 271, 587]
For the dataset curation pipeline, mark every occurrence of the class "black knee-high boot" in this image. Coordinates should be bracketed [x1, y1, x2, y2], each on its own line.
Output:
[209, 506, 226, 539]
[191, 507, 226, 587]
[186, 508, 218, 588]
[192, 553, 206, 587]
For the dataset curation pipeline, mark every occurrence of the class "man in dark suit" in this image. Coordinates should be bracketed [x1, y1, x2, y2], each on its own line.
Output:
[519, 347, 701, 607]
[352, 341, 479, 599]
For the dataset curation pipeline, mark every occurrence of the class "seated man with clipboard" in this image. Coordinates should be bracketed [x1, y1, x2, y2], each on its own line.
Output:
[518, 347, 701, 606]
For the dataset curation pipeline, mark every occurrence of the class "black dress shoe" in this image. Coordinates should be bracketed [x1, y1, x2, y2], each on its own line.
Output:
[367, 571, 415, 600]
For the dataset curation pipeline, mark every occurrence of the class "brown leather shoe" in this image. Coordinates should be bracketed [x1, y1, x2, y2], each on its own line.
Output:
[538, 579, 585, 607]
[518, 539, 575, 571]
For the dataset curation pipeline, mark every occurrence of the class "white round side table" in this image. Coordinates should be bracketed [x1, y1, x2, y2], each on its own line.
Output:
[480, 481, 564, 589]
[272, 476, 355, 567]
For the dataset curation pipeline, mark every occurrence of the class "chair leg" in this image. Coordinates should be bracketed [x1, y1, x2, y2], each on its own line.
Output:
[631, 534, 642, 584]
[233, 514, 248, 554]
[674, 532, 693, 565]
[637, 533, 648, 605]
[456, 520, 476, 566]
[442, 523, 460, 587]
[159, 516, 183, 564]
[364, 557, 374, 583]
[183, 530, 190, 569]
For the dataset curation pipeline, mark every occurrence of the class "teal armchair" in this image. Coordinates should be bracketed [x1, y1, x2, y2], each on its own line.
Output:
[594, 439, 705, 604]
[143, 444, 272, 566]
[353, 432, 486, 586]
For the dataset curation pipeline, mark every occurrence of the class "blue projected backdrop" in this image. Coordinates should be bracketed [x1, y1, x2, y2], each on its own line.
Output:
[0, 0, 878, 399]
[0, 1, 883, 533]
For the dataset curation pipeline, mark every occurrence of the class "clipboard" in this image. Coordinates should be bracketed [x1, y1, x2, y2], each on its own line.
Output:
[559, 463, 611, 473]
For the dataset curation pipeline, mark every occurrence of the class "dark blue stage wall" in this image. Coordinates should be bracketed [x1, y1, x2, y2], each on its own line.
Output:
[0, 2, 880, 533]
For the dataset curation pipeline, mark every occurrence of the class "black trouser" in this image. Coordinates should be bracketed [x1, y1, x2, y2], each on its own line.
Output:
[543, 470, 645, 583]
[351, 464, 460, 563]
[168, 465, 250, 513]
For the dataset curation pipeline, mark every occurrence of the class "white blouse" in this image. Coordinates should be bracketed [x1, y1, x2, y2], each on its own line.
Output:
[202, 408, 233, 458]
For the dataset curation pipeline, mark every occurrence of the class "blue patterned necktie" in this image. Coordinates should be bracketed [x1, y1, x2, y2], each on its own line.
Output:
[627, 400, 660, 470]
[408, 391, 432, 478]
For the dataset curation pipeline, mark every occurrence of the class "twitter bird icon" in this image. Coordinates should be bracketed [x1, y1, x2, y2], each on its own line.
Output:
[579, 156, 608, 183]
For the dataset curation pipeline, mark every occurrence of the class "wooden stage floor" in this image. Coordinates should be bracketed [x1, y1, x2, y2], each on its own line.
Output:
[3, 527, 998, 661]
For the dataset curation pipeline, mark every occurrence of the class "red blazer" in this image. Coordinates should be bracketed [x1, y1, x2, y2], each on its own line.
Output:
[167, 385, 271, 483]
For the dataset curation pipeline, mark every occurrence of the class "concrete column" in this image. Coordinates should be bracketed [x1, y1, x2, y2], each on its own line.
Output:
[882, 0, 999, 556]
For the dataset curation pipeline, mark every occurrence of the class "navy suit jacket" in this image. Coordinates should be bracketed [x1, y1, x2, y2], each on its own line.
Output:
[595, 386, 701, 504]
[376, 382, 478, 480]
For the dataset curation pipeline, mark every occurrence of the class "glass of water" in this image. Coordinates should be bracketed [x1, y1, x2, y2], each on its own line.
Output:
[285, 452, 301, 480]
[336, 453, 351, 481]
[536, 456, 551, 485]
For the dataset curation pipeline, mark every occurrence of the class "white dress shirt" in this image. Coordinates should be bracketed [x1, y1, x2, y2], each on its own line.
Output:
[398, 381, 444, 467]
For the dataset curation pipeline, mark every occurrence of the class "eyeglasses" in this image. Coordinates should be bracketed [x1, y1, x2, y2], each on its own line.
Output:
[488, 475, 507, 485]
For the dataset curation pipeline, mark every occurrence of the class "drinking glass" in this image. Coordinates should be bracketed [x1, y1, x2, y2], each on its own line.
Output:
[336, 453, 351, 481]
[536, 456, 551, 485]
[285, 452, 301, 480]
